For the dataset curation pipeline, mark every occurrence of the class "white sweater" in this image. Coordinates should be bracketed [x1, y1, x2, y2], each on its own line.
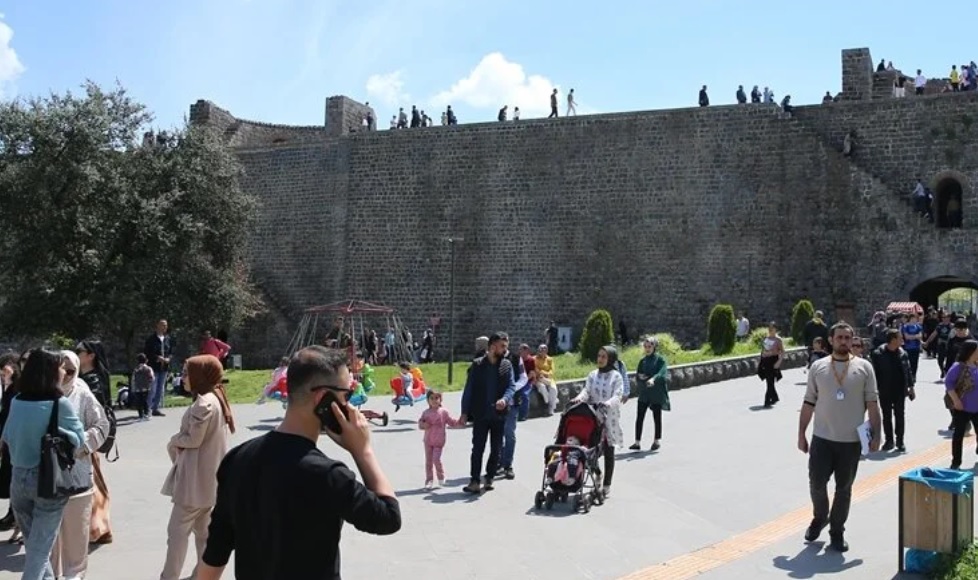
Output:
[63, 379, 109, 492]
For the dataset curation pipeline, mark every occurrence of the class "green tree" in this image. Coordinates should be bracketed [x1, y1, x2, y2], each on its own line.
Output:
[0, 82, 264, 359]
[791, 299, 816, 344]
[706, 304, 737, 355]
[578, 309, 614, 363]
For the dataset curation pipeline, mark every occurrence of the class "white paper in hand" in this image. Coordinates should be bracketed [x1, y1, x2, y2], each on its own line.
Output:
[857, 421, 872, 456]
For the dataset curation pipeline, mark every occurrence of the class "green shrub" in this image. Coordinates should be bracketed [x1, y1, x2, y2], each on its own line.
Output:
[791, 299, 816, 344]
[578, 309, 615, 362]
[651, 333, 683, 357]
[706, 304, 737, 355]
[931, 542, 978, 579]
[749, 327, 771, 350]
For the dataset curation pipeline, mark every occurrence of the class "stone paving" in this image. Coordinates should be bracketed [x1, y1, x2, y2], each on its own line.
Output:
[0, 356, 968, 579]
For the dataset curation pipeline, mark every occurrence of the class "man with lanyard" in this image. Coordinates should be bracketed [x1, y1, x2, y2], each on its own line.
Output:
[798, 322, 881, 553]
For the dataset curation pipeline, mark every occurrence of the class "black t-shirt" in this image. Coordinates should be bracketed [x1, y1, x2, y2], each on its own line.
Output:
[202, 431, 401, 579]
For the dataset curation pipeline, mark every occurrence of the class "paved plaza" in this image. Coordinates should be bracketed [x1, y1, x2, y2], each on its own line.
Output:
[0, 356, 969, 579]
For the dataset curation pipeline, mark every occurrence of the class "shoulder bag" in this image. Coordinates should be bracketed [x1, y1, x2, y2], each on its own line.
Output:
[38, 400, 90, 499]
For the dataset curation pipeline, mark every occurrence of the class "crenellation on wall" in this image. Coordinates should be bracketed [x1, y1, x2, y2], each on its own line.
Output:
[325, 96, 376, 136]
[841, 48, 874, 101]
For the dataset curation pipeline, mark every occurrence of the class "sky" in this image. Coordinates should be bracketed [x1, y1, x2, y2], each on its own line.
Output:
[1, 1, 975, 130]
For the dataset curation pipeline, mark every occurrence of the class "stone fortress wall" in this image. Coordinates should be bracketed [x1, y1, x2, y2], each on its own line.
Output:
[191, 48, 978, 367]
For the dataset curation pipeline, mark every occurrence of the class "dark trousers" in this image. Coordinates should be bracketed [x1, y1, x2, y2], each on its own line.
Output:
[469, 418, 504, 482]
[950, 410, 978, 466]
[906, 349, 920, 379]
[808, 436, 861, 535]
[879, 389, 906, 444]
[132, 390, 150, 417]
[548, 106, 558, 118]
[938, 346, 949, 377]
[635, 401, 663, 441]
[764, 375, 780, 406]
[596, 442, 615, 487]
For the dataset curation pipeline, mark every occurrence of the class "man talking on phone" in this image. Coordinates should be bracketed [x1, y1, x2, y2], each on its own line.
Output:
[197, 346, 401, 580]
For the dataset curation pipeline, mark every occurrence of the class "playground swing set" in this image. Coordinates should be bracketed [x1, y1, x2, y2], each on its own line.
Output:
[282, 299, 431, 426]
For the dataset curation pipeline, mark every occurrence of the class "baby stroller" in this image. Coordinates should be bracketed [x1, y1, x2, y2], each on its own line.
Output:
[534, 401, 605, 514]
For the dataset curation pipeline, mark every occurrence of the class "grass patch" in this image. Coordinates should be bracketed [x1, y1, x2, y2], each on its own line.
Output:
[931, 543, 978, 579]
[121, 332, 793, 408]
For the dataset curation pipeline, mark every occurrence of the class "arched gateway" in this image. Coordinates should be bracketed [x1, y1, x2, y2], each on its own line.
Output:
[909, 276, 978, 310]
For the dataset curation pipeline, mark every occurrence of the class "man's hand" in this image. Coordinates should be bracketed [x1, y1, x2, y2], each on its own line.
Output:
[458, 413, 467, 425]
[797, 434, 809, 454]
[620, 396, 629, 404]
[325, 403, 371, 456]
[494, 399, 507, 411]
[869, 435, 881, 453]
[908, 388, 916, 402]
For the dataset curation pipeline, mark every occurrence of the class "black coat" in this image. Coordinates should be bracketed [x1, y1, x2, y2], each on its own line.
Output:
[144, 334, 173, 373]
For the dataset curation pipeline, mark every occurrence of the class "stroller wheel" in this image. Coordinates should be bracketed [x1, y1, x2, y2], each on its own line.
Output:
[545, 492, 555, 510]
[592, 490, 604, 506]
[381, 412, 389, 427]
[582, 496, 591, 513]
[534, 491, 544, 510]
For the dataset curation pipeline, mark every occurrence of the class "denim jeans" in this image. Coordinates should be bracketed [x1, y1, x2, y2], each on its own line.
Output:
[516, 386, 531, 421]
[150, 369, 169, 412]
[10, 466, 69, 580]
[501, 406, 518, 468]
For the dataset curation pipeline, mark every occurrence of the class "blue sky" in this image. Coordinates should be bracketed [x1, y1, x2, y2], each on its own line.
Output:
[1, 1, 974, 129]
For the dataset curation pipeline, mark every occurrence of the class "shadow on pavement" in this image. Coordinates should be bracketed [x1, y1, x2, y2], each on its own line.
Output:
[373, 427, 415, 434]
[616, 450, 657, 461]
[526, 506, 579, 518]
[389, 418, 418, 426]
[772, 543, 863, 578]
[246, 424, 276, 432]
[258, 417, 284, 423]
[0, 543, 23, 573]
[749, 405, 774, 412]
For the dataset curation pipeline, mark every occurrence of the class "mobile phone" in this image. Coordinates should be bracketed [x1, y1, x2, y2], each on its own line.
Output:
[315, 391, 345, 434]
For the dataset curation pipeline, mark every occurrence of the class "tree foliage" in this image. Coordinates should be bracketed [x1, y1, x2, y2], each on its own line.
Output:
[706, 304, 736, 355]
[0, 82, 263, 355]
[578, 309, 614, 363]
[791, 299, 816, 344]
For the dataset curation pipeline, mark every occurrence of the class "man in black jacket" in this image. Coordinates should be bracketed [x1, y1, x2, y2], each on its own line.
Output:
[144, 318, 173, 417]
[870, 329, 916, 452]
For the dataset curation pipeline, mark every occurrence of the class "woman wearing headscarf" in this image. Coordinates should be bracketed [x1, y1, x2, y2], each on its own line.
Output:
[570, 345, 624, 499]
[0, 351, 22, 532]
[160, 354, 235, 580]
[75, 340, 114, 544]
[50, 350, 109, 579]
[631, 336, 670, 451]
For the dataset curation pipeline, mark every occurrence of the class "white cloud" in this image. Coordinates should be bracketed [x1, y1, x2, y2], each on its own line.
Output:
[365, 70, 411, 107]
[430, 53, 571, 118]
[0, 14, 24, 98]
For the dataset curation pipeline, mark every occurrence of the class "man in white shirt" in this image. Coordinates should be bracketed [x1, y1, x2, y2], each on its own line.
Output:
[914, 69, 927, 96]
[736, 313, 750, 341]
[566, 89, 578, 116]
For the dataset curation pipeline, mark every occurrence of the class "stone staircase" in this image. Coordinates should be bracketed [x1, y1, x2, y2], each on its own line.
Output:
[770, 110, 933, 226]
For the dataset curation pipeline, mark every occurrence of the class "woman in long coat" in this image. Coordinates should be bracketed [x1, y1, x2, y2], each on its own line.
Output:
[631, 336, 670, 451]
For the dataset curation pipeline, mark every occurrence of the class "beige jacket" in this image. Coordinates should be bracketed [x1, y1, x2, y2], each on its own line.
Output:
[161, 392, 228, 508]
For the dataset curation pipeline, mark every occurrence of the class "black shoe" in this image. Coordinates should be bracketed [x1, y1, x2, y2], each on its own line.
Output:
[804, 519, 827, 542]
[896, 442, 906, 453]
[152, 410, 165, 417]
[463, 480, 482, 494]
[828, 533, 849, 552]
[650, 441, 661, 451]
[951, 462, 962, 470]
[494, 466, 505, 477]
[503, 468, 515, 480]
[881, 440, 894, 452]
[629, 442, 641, 450]
[483, 476, 495, 491]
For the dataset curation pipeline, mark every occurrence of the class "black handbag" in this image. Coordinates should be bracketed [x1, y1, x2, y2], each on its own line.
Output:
[38, 400, 87, 499]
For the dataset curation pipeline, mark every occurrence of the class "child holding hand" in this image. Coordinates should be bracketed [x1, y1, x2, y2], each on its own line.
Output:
[418, 390, 462, 489]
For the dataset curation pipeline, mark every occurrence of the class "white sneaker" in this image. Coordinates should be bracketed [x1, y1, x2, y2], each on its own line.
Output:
[438, 479, 447, 487]
[424, 481, 433, 490]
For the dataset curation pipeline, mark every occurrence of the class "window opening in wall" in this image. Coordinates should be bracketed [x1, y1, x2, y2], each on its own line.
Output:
[935, 178, 964, 229]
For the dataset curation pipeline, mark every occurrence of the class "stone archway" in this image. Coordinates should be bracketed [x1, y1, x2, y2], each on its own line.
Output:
[909, 275, 978, 310]
[934, 176, 964, 228]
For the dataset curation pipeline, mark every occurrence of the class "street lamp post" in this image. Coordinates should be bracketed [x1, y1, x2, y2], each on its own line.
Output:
[445, 237, 463, 385]
[448, 238, 456, 385]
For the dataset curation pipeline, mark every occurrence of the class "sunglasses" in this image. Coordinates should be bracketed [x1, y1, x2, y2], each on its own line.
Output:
[311, 384, 353, 402]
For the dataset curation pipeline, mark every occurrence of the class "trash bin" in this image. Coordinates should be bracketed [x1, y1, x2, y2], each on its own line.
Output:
[899, 468, 974, 573]
[231, 354, 242, 370]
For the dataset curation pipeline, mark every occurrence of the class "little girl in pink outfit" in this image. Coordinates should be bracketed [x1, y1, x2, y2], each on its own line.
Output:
[418, 390, 462, 489]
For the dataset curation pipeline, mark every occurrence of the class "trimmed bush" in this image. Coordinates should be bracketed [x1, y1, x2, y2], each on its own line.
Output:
[651, 333, 683, 357]
[579, 309, 615, 363]
[791, 299, 816, 344]
[706, 304, 737, 355]
[749, 327, 771, 350]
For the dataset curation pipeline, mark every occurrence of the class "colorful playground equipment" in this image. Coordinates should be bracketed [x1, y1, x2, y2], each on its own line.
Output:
[390, 367, 427, 411]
